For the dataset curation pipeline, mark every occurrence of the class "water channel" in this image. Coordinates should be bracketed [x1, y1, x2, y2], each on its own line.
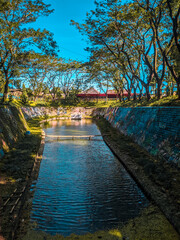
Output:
[30, 119, 149, 237]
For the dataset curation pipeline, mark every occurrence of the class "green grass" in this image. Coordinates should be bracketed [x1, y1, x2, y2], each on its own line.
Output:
[0, 117, 42, 239]
[0, 117, 41, 183]
[21, 204, 179, 240]
[30, 95, 180, 107]
[85, 95, 180, 108]
[1, 95, 179, 108]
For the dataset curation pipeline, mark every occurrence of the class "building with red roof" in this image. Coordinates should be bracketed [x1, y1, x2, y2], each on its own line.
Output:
[77, 88, 132, 99]
[77, 87, 105, 99]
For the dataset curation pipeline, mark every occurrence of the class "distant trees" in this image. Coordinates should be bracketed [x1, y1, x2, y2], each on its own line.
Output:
[0, 0, 87, 104]
[1, 0, 179, 104]
[0, 0, 58, 102]
[0, 0, 89, 104]
[58, 60, 85, 99]
[24, 56, 86, 102]
[71, 0, 180, 100]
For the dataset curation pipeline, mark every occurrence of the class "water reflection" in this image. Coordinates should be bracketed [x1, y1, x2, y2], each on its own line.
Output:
[42, 119, 93, 129]
[31, 119, 149, 236]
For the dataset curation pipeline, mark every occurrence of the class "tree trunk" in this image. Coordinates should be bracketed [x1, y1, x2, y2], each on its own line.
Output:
[2, 79, 9, 103]
[157, 81, 162, 99]
[171, 81, 174, 95]
[177, 81, 180, 100]
[133, 88, 137, 101]
[145, 85, 151, 101]
[127, 90, 131, 101]
[118, 92, 122, 102]
[138, 87, 143, 100]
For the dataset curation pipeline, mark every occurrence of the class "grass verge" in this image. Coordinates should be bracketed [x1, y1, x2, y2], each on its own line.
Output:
[1, 95, 179, 108]
[0, 117, 42, 239]
[21, 204, 179, 240]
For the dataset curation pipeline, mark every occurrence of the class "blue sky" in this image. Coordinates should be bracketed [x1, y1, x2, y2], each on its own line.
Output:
[32, 0, 96, 62]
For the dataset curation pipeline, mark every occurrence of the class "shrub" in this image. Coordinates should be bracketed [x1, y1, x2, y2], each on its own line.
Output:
[20, 93, 28, 104]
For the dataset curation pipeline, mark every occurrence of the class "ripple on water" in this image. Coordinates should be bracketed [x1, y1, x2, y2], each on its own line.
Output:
[30, 119, 149, 236]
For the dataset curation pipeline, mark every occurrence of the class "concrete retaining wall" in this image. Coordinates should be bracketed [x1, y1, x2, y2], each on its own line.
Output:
[96, 107, 180, 166]
[3, 106, 179, 165]
[21, 107, 95, 119]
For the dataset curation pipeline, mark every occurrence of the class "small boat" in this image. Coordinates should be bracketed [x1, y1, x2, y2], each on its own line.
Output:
[71, 113, 82, 120]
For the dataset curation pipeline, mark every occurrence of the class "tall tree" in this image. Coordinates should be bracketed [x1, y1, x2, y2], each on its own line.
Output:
[136, 0, 180, 98]
[72, 0, 179, 100]
[58, 60, 84, 99]
[0, 0, 58, 102]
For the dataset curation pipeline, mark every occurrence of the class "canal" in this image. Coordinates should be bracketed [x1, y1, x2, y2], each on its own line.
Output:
[29, 119, 150, 237]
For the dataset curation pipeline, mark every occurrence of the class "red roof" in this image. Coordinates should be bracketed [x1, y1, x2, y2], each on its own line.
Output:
[81, 87, 100, 95]
[77, 88, 134, 98]
[77, 93, 106, 97]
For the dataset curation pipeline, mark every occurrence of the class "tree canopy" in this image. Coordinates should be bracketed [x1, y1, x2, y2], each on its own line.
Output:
[71, 0, 180, 99]
[1, 0, 179, 104]
[0, 0, 58, 102]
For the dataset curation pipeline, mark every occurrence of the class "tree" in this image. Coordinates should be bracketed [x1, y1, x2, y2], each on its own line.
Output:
[0, 0, 8, 11]
[24, 54, 53, 100]
[85, 54, 114, 102]
[0, 0, 58, 102]
[58, 60, 84, 99]
[20, 83, 28, 104]
[72, 0, 179, 100]
[136, 0, 180, 98]
[71, 0, 149, 99]
[44, 58, 64, 101]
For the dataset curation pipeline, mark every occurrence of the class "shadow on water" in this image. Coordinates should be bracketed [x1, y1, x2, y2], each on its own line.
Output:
[21, 119, 179, 240]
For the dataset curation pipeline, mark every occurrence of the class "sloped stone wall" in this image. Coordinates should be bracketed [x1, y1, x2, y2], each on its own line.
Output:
[0, 107, 27, 158]
[21, 107, 95, 119]
[5, 106, 179, 165]
[98, 107, 180, 166]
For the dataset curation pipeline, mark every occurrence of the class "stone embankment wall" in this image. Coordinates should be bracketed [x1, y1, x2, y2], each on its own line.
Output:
[21, 107, 94, 119]
[0, 107, 27, 158]
[95, 107, 180, 166]
[1, 106, 179, 165]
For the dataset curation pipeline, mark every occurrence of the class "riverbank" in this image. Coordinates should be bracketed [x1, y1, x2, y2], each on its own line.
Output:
[20, 118, 179, 240]
[20, 117, 179, 240]
[22, 204, 179, 240]
[1, 108, 180, 240]
[96, 117, 180, 235]
[0, 117, 43, 240]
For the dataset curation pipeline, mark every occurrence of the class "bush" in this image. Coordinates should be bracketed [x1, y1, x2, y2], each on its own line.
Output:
[20, 93, 28, 104]
[8, 94, 13, 102]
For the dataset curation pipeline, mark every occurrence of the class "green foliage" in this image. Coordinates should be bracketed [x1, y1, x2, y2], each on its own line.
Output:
[61, 89, 80, 106]
[15, 95, 179, 107]
[0, 112, 41, 239]
[20, 83, 29, 104]
[20, 93, 29, 104]
[0, 0, 58, 102]
[8, 94, 13, 102]
[71, 0, 180, 100]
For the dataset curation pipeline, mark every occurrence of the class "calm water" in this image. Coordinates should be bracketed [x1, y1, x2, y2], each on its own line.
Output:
[30, 119, 149, 236]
